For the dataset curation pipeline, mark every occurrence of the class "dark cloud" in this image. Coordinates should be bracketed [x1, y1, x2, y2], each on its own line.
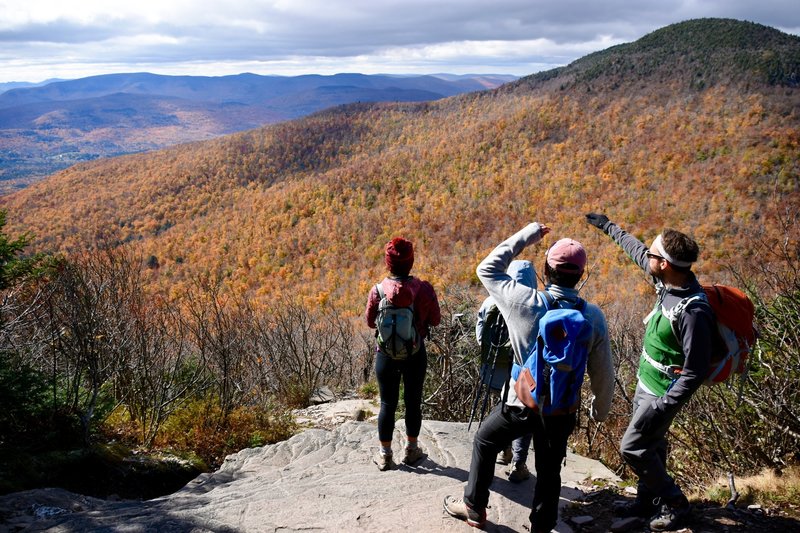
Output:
[0, 0, 797, 82]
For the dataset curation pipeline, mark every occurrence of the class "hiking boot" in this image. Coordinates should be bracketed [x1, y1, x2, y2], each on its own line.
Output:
[506, 462, 530, 482]
[443, 495, 486, 528]
[373, 451, 395, 471]
[496, 445, 513, 465]
[612, 496, 660, 518]
[649, 494, 691, 531]
[402, 446, 426, 465]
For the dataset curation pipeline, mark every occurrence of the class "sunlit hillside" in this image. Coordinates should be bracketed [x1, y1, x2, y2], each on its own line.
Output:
[3, 18, 799, 327]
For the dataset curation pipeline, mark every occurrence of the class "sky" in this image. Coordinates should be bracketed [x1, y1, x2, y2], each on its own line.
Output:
[1, 0, 799, 84]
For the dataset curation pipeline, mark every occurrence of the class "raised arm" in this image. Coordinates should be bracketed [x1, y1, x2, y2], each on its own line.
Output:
[586, 213, 650, 274]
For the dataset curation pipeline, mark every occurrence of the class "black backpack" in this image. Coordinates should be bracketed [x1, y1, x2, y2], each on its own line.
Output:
[478, 303, 513, 391]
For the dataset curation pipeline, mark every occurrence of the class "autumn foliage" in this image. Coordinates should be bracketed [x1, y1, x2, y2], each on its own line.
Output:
[0, 19, 799, 488]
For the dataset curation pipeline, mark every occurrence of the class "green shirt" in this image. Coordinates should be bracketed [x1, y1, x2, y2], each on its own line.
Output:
[639, 306, 684, 396]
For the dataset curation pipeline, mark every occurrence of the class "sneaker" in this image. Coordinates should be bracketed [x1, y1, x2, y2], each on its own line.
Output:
[649, 494, 691, 531]
[443, 495, 486, 528]
[402, 446, 426, 465]
[373, 451, 395, 471]
[496, 445, 513, 465]
[612, 497, 660, 518]
[507, 462, 530, 482]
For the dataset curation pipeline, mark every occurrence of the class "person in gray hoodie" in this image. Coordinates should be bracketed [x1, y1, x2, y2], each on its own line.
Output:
[475, 260, 536, 482]
[444, 222, 615, 532]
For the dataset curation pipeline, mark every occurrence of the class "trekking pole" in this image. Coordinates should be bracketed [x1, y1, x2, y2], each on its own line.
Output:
[468, 313, 504, 431]
[467, 374, 484, 431]
[477, 342, 499, 427]
[476, 315, 508, 428]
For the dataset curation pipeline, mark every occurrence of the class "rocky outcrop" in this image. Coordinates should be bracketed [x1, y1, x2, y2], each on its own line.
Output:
[0, 401, 619, 532]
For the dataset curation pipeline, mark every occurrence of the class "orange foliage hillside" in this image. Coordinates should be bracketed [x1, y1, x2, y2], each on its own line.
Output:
[2, 19, 799, 327]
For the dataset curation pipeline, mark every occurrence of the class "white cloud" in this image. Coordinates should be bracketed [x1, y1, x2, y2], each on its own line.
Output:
[0, 0, 797, 82]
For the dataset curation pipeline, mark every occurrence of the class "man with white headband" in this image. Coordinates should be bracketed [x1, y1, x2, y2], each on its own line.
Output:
[586, 213, 714, 531]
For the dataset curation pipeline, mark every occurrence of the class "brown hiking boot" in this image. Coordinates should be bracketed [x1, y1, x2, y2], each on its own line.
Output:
[373, 451, 395, 471]
[443, 495, 486, 528]
[496, 445, 512, 465]
[506, 462, 530, 482]
[402, 446, 425, 465]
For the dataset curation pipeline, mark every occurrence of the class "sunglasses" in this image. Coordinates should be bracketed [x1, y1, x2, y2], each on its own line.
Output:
[646, 252, 665, 260]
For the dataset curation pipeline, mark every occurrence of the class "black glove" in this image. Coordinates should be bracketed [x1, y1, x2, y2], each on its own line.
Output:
[585, 213, 610, 230]
[633, 399, 676, 433]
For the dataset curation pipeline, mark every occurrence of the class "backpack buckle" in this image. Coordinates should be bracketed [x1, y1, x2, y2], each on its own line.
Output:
[666, 364, 684, 379]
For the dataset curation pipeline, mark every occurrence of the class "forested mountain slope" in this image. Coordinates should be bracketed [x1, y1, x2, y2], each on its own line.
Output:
[2, 18, 798, 321]
[0, 73, 511, 188]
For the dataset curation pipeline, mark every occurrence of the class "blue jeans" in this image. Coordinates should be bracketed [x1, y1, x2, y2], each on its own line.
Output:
[512, 432, 533, 464]
[464, 403, 576, 531]
[375, 346, 428, 442]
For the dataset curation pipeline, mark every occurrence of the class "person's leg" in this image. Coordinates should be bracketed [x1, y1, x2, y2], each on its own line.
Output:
[401, 347, 428, 463]
[402, 346, 428, 440]
[529, 413, 576, 532]
[464, 404, 533, 511]
[511, 432, 532, 463]
[620, 385, 683, 499]
[375, 351, 400, 457]
[507, 432, 533, 481]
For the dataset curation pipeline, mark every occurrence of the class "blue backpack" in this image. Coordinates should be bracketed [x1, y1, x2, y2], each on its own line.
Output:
[511, 294, 592, 415]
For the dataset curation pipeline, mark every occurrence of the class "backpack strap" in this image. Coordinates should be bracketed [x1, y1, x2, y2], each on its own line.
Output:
[663, 291, 709, 342]
[376, 282, 385, 300]
[540, 290, 556, 310]
[541, 290, 586, 314]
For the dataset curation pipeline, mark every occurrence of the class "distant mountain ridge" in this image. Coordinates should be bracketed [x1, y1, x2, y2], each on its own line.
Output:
[0, 72, 515, 190]
[0, 72, 514, 107]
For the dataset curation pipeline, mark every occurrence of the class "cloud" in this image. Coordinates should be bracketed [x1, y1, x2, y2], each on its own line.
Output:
[0, 0, 798, 82]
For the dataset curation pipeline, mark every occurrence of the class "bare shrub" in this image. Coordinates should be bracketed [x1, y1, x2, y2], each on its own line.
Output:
[668, 209, 800, 485]
[247, 296, 359, 407]
[183, 276, 251, 421]
[423, 283, 481, 422]
[33, 248, 145, 443]
[119, 294, 208, 447]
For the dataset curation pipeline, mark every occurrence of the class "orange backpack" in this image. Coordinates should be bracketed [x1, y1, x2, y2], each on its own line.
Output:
[668, 284, 757, 385]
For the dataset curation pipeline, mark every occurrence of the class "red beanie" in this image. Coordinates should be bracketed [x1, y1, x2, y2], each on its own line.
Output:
[385, 237, 414, 276]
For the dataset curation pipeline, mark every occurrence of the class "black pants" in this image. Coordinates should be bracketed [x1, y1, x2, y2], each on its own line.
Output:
[375, 346, 428, 442]
[464, 402, 576, 531]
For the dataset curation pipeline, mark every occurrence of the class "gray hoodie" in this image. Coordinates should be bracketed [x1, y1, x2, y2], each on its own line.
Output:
[476, 259, 536, 342]
[476, 223, 615, 421]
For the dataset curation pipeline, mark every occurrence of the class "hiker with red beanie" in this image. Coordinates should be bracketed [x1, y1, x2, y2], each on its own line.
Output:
[365, 237, 441, 471]
[444, 223, 614, 531]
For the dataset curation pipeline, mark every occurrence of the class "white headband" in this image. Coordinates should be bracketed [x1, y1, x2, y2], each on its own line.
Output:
[653, 234, 693, 268]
